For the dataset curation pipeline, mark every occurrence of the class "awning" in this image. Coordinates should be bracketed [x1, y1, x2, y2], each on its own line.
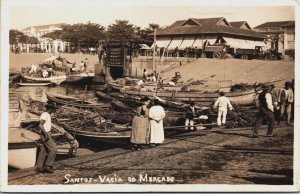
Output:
[178, 37, 196, 49]
[193, 38, 216, 49]
[223, 37, 242, 48]
[167, 37, 183, 49]
[255, 41, 267, 47]
[152, 39, 171, 48]
[139, 44, 151, 50]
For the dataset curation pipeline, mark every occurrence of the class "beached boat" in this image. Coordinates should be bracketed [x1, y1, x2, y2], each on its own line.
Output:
[8, 128, 40, 169]
[46, 93, 109, 109]
[20, 71, 66, 86]
[64, 71, 95, 83]
[59, 122, 131, 144]
[107, 77, 139, 91]
[16, 82, 52, 87]
[120, 88, 257, 106]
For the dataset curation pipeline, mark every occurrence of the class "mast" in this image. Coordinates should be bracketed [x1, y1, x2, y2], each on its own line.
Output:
[152, 29, 156, 73]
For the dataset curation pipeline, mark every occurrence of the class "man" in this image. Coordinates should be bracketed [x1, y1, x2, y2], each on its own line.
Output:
[185, 102, 196, 130]
[214, 91, 233, 127]
[253, 85, 275, 137]
[36, 103, 57, 173]
[278, 81, 294, 125]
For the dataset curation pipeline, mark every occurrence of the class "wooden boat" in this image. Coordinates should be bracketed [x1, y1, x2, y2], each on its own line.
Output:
[20, 72, 66, 85]
[64, 72, 95, 83]
[16, 82, 51, 87]
[120, 88, 257, 106]
[59, 122, 131, 144]
[95, 91, 113, 100]
[107, 77, 139, 91]
[8, 128, 40, 169]
[46, 93, 109, 109]
[9, 72, 21, 83]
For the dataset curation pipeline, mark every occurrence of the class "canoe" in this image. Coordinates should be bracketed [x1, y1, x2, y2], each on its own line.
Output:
[60, 122, 131, 144]
[47, 93, 109, 109]
[64, 72, 95, 83]
[16, 82, 51, 87]
[95, 91, 113, 100]
[20, 72, 66, 86]
[120, 88, 257, 106]
[8, 128, 40, 169]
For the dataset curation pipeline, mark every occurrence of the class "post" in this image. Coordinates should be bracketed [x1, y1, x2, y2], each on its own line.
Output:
[152, 29, 156, 73]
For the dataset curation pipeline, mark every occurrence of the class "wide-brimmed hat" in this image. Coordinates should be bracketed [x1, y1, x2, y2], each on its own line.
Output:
[45, 103, 56, 109]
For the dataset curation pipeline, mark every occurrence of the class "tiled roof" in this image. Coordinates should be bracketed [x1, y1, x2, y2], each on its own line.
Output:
[229, 21, 245, 28]
[156, 18, 264, 38]
[254, 21, 295, 28]
[22, 23, 65, 31]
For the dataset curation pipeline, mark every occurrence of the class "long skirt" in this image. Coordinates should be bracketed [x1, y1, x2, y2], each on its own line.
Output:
[131, 115, 149, 144]
[149, 120, 164, 144]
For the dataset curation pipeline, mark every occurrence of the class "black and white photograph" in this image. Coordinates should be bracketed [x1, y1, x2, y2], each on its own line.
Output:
[0, 0, 299, 192]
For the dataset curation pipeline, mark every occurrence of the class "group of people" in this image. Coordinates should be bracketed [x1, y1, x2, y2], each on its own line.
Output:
[253, 81, 294, 137]
[130, 97, 166, 150]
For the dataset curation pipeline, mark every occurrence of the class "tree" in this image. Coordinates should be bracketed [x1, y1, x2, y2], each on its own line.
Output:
[106, 20, 136, 41]
[9, 30, 25, 44]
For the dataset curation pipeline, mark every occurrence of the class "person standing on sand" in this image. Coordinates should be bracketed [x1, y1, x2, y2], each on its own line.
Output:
[253, 85, 275, 138]
[130, 97, 151, 150]
[214, 91, 233, 127]
[278, 81, 294, 125]
[149, 99, 166, 146]
[36, 104, 57, 173]
[185, 102, 196, 130]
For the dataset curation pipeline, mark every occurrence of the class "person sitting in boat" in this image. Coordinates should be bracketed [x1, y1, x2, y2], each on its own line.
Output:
[80, 61, 84, 72]
[152, 73, 157, 82]
[42, 70, 49, 78]
[70, 63, 77, 72]
[137, 79, 145, 87]
[29, 64, 37, 74]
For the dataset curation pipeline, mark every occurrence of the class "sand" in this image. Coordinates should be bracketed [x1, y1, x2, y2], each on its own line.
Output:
[161, 58, 294, 88]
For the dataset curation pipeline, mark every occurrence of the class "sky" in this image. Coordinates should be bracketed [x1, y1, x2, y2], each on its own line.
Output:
[7, 1, 296, 31]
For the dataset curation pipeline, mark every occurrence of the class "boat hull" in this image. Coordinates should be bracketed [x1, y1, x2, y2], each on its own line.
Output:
[64, 72, 94, 83]
[120, 89, 256, 106]
[21, 73, 66, 85]
[16, 82, 51, 87]
[8, 128, 40, 169]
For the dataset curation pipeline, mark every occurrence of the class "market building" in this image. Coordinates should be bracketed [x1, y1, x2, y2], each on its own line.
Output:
[19, 23, 69, 53]
[153, 17, 266, 52]
[253, 21, 295, 54]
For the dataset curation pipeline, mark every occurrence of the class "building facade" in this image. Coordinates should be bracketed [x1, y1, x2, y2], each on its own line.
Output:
[254, 21, 295, 54]
[19, 23, 69, 53]
[153, 17, 266, 52]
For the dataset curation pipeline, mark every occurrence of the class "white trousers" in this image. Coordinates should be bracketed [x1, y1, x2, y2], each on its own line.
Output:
[217, 107, 228, 126]
[185, 118, 194, 130]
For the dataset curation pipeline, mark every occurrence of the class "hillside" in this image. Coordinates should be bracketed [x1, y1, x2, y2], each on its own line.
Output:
[160, 58, 294, 88]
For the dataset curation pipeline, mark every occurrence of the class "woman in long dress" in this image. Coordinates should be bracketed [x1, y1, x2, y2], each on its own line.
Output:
[149, 99, 166, 146]
[130, 97, 151, 150]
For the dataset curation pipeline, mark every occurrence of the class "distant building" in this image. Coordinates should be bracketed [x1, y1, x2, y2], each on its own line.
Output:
[153, 17, 266, 51]
[20, 23, 69, 53]
[254, 21, 295, 54]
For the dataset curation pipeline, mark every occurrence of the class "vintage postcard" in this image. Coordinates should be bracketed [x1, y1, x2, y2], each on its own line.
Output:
[0, 0, 299, 192]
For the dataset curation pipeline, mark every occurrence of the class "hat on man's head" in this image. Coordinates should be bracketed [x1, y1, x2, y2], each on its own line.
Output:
[45, 103, 56, 110]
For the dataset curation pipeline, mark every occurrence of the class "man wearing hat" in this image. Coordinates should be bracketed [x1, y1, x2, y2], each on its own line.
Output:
[36, 103, 57, 173]
[253, 85, 275, 137]
[278, 81, 294, 125]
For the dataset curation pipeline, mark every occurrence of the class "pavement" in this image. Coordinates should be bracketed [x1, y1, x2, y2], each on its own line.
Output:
[8, 124, 294, 185]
